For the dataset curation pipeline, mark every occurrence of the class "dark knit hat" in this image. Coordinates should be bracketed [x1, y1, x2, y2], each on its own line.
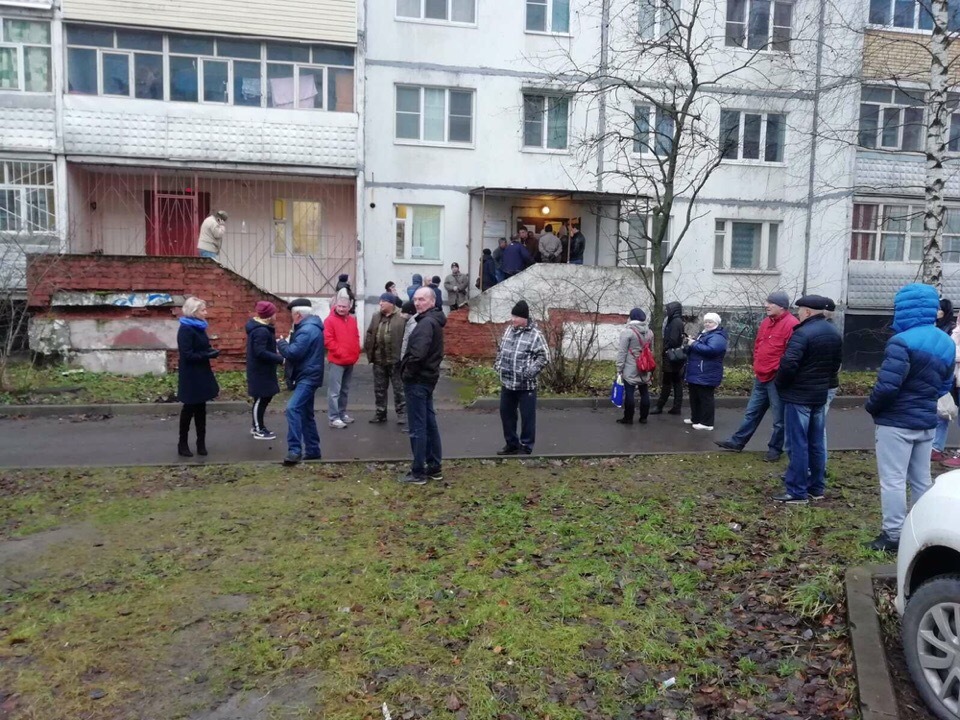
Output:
[255, 300, 276, 318]
[338, 273, 349, 282]
[629, 308, 646, 322]
[767, 291, 790, 309]
[511, 300, 530, 320]
[431, 275, 441, 285]
[795, 295, 830, 311]
[401, 301, 415, 315]
[288, 298, 312, 311]
[483, 248, 492, 256]
[379, 292, 395, 303]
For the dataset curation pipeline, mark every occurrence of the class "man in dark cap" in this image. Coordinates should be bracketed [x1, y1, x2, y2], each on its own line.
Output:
[277, 298, 325, 466]
[364, 292, 407, 425]
[716, 290, 799, 461]
[772, 295, 842, 503]
[495, 300, 549, 455]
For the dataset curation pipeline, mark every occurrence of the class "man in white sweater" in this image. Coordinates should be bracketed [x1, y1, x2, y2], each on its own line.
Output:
[197, 210, 228, 260]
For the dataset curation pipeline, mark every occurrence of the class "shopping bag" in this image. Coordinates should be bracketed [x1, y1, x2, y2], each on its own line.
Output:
[610, 374, 625, 408]
[938, 391, 958, 421]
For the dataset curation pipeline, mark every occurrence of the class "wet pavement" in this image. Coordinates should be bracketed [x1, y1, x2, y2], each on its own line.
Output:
[0, 401, 914, 469]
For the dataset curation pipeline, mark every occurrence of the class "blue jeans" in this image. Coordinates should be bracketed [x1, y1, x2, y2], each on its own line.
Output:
[495, 268, 505, 283]
[405, 382, 442, 476]
[199, 249, 218, 259]
[285, 381, 320, 457]
[500, 387, 537, 450]
[327, 363, 354, 421]
[783, 402, 826, 499]
[729, 378, 784, 453]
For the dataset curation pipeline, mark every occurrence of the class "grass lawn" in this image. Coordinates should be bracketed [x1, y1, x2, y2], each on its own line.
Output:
[1, 453, 886, 719]
[450, 360, 878, 402]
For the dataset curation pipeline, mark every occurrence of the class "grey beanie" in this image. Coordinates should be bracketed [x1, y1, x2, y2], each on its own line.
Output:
[767, 291, 790, 309]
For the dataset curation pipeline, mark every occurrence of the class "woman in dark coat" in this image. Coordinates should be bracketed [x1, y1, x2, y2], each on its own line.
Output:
[652, 301, 686, 415]
[245, 301, 284, 440]
[177, 296, 220, 457]
[684, 312, 728, 431]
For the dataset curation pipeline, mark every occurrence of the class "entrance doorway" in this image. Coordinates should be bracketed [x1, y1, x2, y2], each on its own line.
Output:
[144, 191, 210, 256]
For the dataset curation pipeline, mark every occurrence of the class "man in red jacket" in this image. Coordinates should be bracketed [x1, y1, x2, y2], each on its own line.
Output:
[325, 289, 361, 429]
[715, 291, 799, 461]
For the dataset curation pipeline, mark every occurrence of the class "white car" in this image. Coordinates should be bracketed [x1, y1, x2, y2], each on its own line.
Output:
[896, 469, 960, 720]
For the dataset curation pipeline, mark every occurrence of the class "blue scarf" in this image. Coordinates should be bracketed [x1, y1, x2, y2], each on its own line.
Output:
[179, 317, 208, 330]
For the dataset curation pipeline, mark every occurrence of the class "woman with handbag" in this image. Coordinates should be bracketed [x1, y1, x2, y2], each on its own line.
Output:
[684, 312, 728, 431]
[651, 301, 686, 415]
[615, 308, 655, 424]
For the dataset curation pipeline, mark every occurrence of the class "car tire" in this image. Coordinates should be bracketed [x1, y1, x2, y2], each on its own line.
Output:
[902, 574, 960, 720]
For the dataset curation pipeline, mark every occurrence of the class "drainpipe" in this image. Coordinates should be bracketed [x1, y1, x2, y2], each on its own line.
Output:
[594, 0, 610, 266]
[801, 0, 827, 294]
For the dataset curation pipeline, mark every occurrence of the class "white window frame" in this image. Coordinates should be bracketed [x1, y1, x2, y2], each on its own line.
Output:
[395, 0, 478, 26]
[637, 0, 681, 40]
[848, 201, 960, 262]
[272, 199, 323, 258]
[395, 204, 443, 262]
[725, 0, 793, 52]
[394, 85, 475, 147]
[522, 92, 571, 152]
[719, 109, 786, 163]
[618, 214, 671, 269]
[858, 86, 925, 152]
[866, 0, 958, 31]
[525, 0, 571, 34]
[713, 219, 780, 272]
[0, 18, 52, 94]
[633, 104, 675, 156]
[0, 160, 57, 234]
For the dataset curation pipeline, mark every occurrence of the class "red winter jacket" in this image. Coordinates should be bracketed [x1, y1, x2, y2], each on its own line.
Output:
[324, 311, 361, 366]
[753, 311, 799, 383]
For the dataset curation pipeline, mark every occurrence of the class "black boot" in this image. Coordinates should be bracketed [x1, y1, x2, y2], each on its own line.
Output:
[649, 406, 663, 415]
[195, 404, 208, 456]
[178, 405, 193, 457]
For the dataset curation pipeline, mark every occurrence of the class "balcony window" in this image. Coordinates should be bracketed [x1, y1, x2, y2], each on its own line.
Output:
[849, 202, 959, 261]
[0, 18, 52, 92]
[858, 86, 925, 151]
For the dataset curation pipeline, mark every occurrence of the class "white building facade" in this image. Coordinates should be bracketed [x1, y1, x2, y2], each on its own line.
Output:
[1, 0, 361, 302]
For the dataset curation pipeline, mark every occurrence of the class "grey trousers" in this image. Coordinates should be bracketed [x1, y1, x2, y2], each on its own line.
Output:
[327, 363, 354, 421]
[875, 424, 934, 541]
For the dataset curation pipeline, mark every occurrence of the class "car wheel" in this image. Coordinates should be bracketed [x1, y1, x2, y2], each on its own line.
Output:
[902, 575, 960, 720]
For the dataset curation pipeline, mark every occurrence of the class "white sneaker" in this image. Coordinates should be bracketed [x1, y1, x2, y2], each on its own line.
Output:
[329, 419, 347, 429]
[683, 418, 693, 425]
[341, 414, 355, 424]
[692, 424, 714, 431]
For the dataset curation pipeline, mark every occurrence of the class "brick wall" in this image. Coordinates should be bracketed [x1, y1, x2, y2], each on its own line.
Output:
[863, 29, 960, 83]
[443, 306, 628, 360]
[27, 254, 290, 371]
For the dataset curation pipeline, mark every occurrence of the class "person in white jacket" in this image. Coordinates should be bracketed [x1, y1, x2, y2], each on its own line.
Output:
[197, 210, 228, 259]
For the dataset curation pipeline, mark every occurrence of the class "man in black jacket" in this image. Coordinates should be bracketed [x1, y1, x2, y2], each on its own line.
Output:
[774, 295, 843, 504]
[399, 287, 447, 485]
[651, 301, 686, 415]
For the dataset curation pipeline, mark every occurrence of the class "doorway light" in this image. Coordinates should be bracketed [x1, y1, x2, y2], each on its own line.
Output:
[540, 205, 551, 215]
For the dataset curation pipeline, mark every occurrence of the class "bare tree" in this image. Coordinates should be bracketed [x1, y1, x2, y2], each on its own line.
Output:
[534, 0, 803, 353]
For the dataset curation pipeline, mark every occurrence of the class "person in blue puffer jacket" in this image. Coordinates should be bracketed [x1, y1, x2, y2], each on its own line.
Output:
[864, 283, 956, 552]
[684, 312, 728, 431]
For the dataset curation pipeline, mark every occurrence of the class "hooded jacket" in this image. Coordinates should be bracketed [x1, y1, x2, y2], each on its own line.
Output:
[685, 326, 729, 387]
[753, 311, 799, 383]
[616, 319, 654, 386]
[401, 306, 446, 386]
[364, 307, 406, 365]
[406, 274, 423, 302]
[663, 301, 685, 367]
[324, 309, 361, 366]
[245, 318, 283, 397]
[775, 314, 843, 406]
[866, 283, 956, 429]
[278, 314, 325, 387]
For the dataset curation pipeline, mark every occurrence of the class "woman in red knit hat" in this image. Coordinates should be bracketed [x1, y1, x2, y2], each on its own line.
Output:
[245, 301, 284, 440]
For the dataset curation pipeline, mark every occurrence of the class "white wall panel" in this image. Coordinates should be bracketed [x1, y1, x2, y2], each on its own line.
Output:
[0, 107, 57, 152]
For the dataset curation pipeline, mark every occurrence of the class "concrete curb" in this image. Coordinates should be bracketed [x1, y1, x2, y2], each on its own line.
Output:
[0, 401, 466, 419]
[845, 563, 900, 720]
[468, 395, 867, 411]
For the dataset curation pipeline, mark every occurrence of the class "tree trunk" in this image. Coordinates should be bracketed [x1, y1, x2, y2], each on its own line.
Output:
[923, 0, 950, 291]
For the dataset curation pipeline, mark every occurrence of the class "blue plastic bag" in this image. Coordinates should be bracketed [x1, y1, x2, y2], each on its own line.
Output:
[611, 373, 625, 408]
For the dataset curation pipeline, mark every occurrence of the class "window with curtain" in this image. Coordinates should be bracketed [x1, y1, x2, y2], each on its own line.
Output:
[0, 18, 51, 92]
[395, 85, 474, 144]
[719, 110, 786, 162]
[395, 205, 443, 260]
[619, 214, 671, 267]
[726, 0, 793, 51]
[526, 0, 570, 32]
[523, 93, 570, 150]
[714, 219, 779, 270]
[397, 0, 477, 23]
[858, 86, 925, 151]
[273, 199, 322, 256]
[634, 104, 675, 155]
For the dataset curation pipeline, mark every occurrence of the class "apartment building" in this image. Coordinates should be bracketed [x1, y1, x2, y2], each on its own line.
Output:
[1, 0, 360, 301]
[361, 0, 860, 330]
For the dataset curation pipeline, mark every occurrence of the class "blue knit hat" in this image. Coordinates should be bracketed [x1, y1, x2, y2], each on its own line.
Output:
[629, 308, 646, 321]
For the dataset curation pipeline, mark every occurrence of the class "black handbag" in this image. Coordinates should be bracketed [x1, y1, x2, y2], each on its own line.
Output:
[665, 346, 687, 364]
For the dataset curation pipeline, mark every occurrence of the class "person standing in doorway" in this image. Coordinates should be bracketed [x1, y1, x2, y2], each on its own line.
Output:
[569, 223, 586, 265]
[277, 299, 325, 465]
[492, 237, 508, 283]
[325, 289, 361, 429]
[715, 291, 798, 460]
[538, 224, 562, 263]
[495, 300, 549, 455]
[245, 300, 284, 440]
[444, 262, 469, 311]
[480, 248, 498, 291]
[650, 301, 686, 415]
[400, 287, 447, 485]
[365, 292, 407, 425]
[197, 210, 227, 260]
[615, 308, 654, 425]
[177, 296, 220, 457]
[502, 236, 533, 279]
